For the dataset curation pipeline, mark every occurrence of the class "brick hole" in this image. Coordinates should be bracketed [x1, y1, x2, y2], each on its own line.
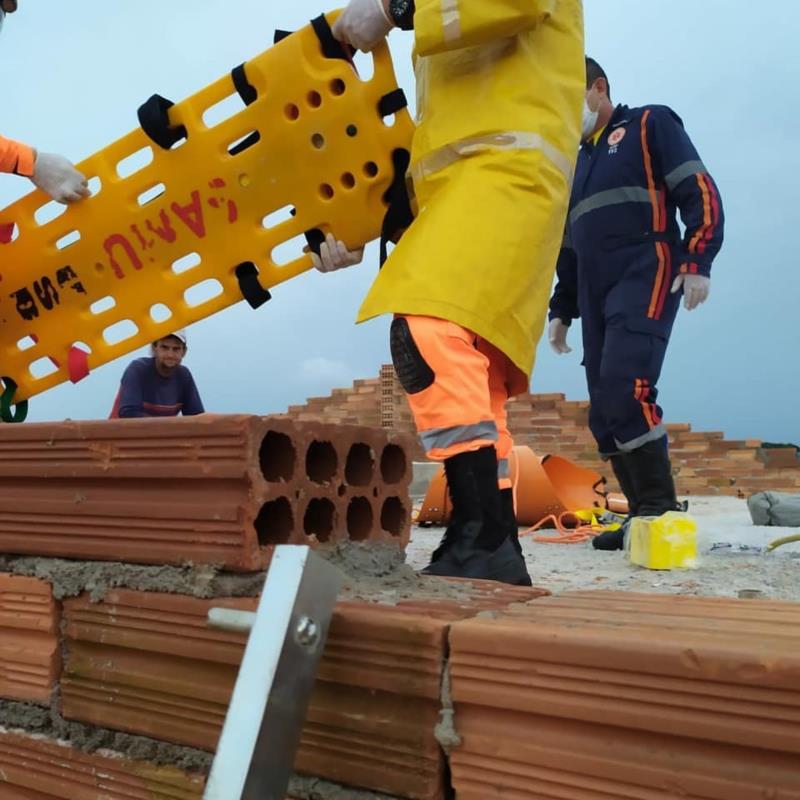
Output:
[338, 484, 346, 497]
[345, 443, 374, 486]
[380, 444, 406, 484]
[304, 498, 335, 543]
[255, 497, 294, 547]
[259, 431, 296, 482]
[306, 440, 338, 484]
[346, 497, 373, 541]
[330, 78, 346, 96]
[380, 497, 406, 538]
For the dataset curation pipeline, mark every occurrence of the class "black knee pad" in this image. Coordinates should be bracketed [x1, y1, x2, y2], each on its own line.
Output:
[390, 318, 434, 394]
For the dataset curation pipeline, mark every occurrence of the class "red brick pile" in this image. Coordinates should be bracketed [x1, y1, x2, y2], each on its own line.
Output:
[287, 366, 800, 497]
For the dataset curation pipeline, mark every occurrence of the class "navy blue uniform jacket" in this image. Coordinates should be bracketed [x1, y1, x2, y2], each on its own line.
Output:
[550, 103, 724, 336]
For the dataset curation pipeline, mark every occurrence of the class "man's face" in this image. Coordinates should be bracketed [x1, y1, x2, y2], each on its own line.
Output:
[585, 78, 605, 114]
[153, 337, 186, 372]
[1, 1, 18, 14]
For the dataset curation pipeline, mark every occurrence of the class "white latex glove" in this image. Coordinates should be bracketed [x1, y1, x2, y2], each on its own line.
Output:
[548, 318, 572, 354]
[31, 152, 90, 204]
[332, 0, 394, 52]
[311, 232, 365, 273]
[671, 273, 710, 311]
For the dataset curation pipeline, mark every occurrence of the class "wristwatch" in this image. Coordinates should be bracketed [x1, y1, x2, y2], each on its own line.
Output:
[389, 0, 415, 30]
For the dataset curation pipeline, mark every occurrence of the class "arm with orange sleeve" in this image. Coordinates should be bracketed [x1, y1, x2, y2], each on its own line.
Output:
[0, 134, 35, 177]
[0, 133, 89, 204]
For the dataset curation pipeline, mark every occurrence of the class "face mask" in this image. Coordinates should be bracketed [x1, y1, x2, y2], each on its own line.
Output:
[581, 97, 599, 141]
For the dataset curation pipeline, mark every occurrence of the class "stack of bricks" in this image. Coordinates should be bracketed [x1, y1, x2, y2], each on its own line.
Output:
[5, 576, 800, 799]
[286, 378, 383, 428]
[0, 556, 545, 798]
[0, 413, 427, 798]
[289, 367, 800, 497]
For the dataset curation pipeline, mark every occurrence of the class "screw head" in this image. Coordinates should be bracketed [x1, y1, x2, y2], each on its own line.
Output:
[295, 615, 320, 649]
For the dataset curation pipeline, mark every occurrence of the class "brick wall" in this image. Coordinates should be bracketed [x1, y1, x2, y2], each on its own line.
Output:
[2, 410, 800, 798]
[286, 366, 800, 498]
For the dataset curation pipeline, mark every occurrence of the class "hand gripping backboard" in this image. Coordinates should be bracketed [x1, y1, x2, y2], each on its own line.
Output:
[0, 12, 413, 415]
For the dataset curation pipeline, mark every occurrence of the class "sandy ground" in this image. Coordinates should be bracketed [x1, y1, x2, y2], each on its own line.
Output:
[406, 496, 800, 601]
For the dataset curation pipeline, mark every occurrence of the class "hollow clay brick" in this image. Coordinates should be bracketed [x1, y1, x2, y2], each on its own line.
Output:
[0, 416, 413, 569]
[447, 591, 800, 799]
[0, 729, 205, 800]
[0, 573, 59, 704]
[449, 709, 800, 800]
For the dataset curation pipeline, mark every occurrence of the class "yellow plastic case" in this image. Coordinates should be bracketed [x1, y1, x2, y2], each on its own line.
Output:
[628, 511, 698, 570]
[0, 13, 413, 411]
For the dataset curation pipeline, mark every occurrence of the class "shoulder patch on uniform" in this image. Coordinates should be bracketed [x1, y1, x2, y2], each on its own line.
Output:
[608, 127, 626, 146]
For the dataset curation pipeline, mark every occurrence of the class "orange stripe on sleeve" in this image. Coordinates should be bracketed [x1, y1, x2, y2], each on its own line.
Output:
[640, 110, 661, 231]
[689, 173, 712, 253]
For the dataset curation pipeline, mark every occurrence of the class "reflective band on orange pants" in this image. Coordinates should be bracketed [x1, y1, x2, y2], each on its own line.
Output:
[392, 314, 517, 484]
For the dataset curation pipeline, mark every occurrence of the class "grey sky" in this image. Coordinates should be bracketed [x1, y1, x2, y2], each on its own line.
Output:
[1, 2, 797, 442]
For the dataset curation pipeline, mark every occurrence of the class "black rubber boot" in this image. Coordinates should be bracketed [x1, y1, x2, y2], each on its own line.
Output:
[611, 453, 639, 516]
[423, 448, 496, 569]
[593, 454, 637, 552]
[422, 447, 530, 585]
[500, 489, 522, 556]
[626, 438, 681, 517]
[500, 488, 532, 586]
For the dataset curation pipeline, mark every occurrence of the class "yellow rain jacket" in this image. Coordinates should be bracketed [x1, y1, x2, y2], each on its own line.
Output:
[357, 0, 584, 394]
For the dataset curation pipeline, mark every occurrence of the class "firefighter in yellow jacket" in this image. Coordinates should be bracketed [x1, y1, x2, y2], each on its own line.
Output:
[320, 0, 584, 584]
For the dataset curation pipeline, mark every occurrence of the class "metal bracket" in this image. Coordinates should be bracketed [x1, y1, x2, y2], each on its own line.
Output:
[204, 546, 342, 800]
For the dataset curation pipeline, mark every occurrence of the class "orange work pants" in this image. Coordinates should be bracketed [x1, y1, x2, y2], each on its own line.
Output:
[391, 315, 519, 489]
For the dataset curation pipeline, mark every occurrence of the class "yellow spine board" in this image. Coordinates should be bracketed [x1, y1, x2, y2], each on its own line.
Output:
[0, 15, 413, 402]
